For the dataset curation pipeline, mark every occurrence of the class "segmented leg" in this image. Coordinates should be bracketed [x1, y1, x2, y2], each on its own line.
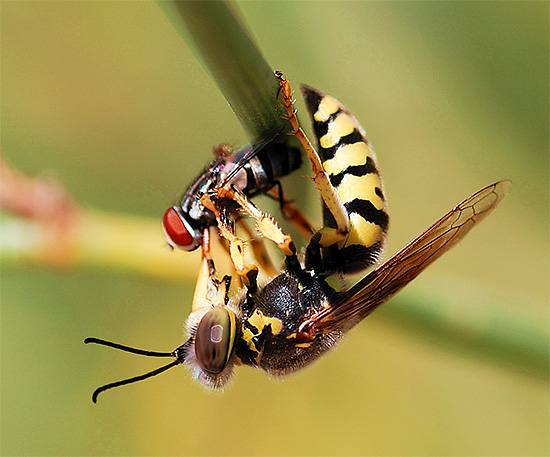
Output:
[191, 227, 226, 312]
[235, 216, 277, 279]
[266, 186, 316, 239]
[200, 194, 258, 288]
[217, 185, 296, 260]
[275, 72, 350, 249]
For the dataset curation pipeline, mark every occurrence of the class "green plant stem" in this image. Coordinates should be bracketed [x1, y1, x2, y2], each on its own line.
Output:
[0, 211, 199, 280]
[385, 283, 549, 381]
[157, 0, 286, 139]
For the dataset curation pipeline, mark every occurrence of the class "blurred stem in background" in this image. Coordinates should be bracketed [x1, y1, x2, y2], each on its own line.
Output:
[0, 0, 547, 381]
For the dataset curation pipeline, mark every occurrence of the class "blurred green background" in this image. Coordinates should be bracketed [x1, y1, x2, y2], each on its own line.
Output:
[1, 1, 548, 456]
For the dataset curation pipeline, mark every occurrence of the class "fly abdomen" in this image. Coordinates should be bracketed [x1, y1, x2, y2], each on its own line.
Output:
[231, 143, 302, 196]
[301, 85, 389, 274]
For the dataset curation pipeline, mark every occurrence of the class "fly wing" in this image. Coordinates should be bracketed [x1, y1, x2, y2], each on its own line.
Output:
[219, 129, 283, 188]
[303, 181, 510, 335]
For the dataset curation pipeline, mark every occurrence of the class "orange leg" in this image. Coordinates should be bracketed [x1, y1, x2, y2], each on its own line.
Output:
[275, 71, 350, 248]
[201, 194, 258, 288]
[217, 186, 296, 259]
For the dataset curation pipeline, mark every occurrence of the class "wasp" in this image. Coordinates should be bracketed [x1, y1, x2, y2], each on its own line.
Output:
[85, 73, 509, 402]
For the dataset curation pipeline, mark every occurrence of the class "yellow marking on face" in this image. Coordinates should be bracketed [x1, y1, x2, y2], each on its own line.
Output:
[314, 95, 340, 122]
[336, 174, 385, 210]
[341, 215, 384, 249]
[322, 142, 374, 176]
[320, 113, 356, 149]
[227, 309, 237, 364]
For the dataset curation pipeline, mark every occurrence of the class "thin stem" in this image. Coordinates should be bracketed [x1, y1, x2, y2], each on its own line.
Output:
[157, 0, 286, 139]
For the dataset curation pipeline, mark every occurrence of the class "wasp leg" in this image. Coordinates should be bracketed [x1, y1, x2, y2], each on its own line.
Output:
[234, 217, 268, 317]
[201, 195, 259, 289]
[235, 216, 278, 279]
[275, 71, 350, 249]
[199, 215, 258, 319]
[218, 185, 296, 260]
[220, 186, 312, 284]
[266, 185, 316, 239]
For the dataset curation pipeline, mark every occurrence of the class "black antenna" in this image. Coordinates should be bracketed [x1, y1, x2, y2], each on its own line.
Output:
[84, 337, 189, 403]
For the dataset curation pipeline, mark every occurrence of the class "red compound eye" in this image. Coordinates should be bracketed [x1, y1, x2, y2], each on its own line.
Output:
[163, 207, 193, 248]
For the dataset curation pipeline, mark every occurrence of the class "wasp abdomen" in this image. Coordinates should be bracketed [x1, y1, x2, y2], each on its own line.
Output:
[301, 85, 389, 274]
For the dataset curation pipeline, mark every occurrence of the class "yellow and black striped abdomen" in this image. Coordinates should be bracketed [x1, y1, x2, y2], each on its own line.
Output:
[301, 85, 389, 275]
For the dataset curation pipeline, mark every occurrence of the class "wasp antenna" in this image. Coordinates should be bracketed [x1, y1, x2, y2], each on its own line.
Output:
[84, 337, 173, 357]
[91, 359, 180, 403]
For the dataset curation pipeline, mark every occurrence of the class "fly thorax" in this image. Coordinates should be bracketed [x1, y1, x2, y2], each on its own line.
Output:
[220, 162, 248, 192]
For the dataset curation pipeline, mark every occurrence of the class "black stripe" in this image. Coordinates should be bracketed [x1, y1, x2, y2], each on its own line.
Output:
[311, 105, 342, 137]
[302, 89, 342, 148]
[302, 85, 335, 143]
[301, 84, 324, 115]
[306, 241, 385, 276]
[312, 118, 329, 142]
[332, 242, 385, 274]
[344, 198, 389, 231]
[329, 156, 379, 188]
[319, 130, 366, 161]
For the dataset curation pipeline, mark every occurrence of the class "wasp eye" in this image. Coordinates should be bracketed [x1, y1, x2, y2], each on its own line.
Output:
[162, 206, 195, 250]
[195, 308, 235, 374]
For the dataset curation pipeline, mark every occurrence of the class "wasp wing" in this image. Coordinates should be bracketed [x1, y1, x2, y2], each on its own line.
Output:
[305, 180, 510, 334]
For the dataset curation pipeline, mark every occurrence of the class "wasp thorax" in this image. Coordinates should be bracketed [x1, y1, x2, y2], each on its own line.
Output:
[162, 206, 200, 251]
[194, 307, 236, 374]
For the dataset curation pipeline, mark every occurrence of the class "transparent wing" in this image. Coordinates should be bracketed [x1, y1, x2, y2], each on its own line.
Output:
[302, 181, 510, 335]
[219, 128, 283, 188]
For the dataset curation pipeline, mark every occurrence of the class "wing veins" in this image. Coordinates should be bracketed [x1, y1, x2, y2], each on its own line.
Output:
[305, 181, 510, 334]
